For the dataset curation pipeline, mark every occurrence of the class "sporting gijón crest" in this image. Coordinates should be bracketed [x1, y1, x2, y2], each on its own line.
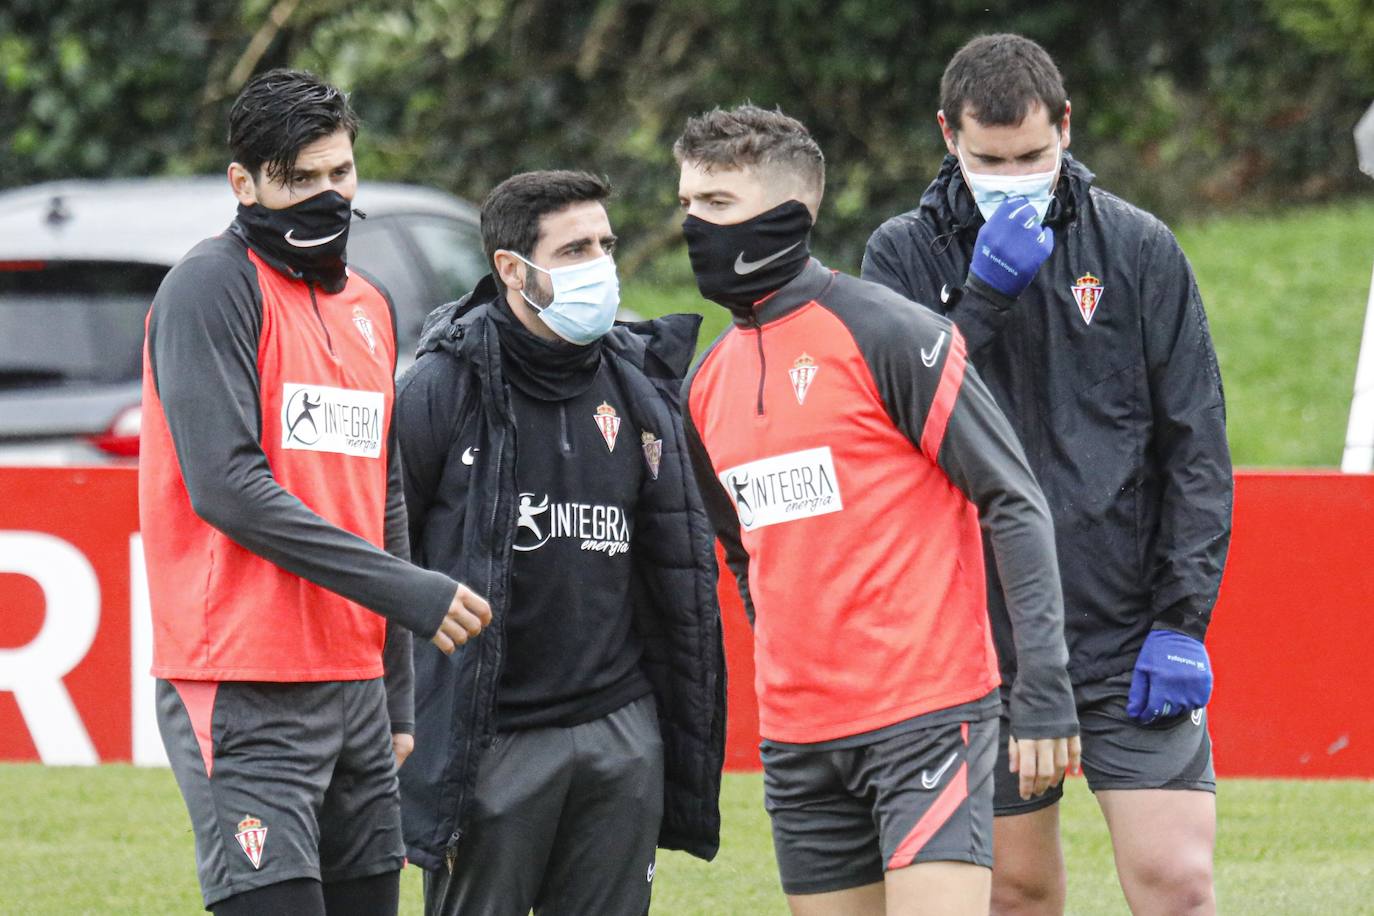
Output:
[641, 430, 662, 480]
[235, 815, 267, 869]
[351, 306, 377, 355]
[1071, 273, 1104, 325]
[789, 353, 818, 405]
[594, 401, 621, 452]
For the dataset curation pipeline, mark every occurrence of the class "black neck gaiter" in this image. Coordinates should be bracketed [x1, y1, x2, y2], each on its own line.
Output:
[236, 190, 355, 288]
[681, 200, 813, 316]
[490, 296, 603, 401]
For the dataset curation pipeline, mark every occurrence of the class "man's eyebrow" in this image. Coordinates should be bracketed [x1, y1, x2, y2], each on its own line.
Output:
[291, 160, 353, 178]
[972, 144, 1051, 160]
[554, 235, 596, 255]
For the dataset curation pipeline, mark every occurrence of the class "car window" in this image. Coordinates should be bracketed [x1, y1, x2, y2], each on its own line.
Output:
[0, 261, 161, 387]
[405, 216, 488, 304]
[347, 218, 430, 346]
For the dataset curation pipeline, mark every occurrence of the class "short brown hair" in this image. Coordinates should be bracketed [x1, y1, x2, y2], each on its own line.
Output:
[673, 104, 825, 197]
[480, 170, 611, 289]
[228, 69, 359, 184]
[940, 34, 1067, 131]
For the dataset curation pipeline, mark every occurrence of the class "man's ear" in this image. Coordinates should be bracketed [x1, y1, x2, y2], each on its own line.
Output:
[228, 162, 258, 206]
[937, 110, 958, 157]
[492, 250, 527, 291]
[1059, 99, 1072, 150]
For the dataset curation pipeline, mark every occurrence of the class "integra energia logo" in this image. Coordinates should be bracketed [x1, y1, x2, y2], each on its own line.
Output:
[719, 447, 843, 531]
[513, 492, 631, 556]
[281, 383, 384, 458]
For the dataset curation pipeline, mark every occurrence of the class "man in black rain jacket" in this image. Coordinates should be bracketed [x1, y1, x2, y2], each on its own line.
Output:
[863, 34, 1232, 916]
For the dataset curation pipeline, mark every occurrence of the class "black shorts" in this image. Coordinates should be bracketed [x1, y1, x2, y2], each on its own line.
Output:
[762, 716, 997, 896]
[994, 671, 1216, 816]
[157, 678, 405, 908]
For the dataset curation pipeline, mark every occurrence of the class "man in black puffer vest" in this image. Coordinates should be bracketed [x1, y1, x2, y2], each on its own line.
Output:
[395, 170, 725, 916]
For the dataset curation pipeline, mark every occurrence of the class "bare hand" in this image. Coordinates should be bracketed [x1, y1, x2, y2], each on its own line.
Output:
[430, 583, 492, 655]
[1008, 734, 1081, 800]
[392, 732, 414, 768]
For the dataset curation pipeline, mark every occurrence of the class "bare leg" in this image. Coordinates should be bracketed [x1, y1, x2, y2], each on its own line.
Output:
[885, 861, 992, 916]
[990, 804, 1065, 916]
[1096, 789, 1216, 916]
[786, 880, 886, 916]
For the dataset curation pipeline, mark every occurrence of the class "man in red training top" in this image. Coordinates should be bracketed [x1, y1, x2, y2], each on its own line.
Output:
[140, 68, 489, 915]
[677, 104, 1078, 915]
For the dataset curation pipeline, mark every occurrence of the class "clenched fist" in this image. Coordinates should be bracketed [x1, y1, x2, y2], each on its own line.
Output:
[431, 583, 492, 655]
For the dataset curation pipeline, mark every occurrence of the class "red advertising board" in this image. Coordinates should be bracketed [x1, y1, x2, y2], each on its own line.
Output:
[1205, 471, 1374, 777]
[714, 472, 1374, 777]
[0, 467, 144, 764]
[0, 467, 1371, 778]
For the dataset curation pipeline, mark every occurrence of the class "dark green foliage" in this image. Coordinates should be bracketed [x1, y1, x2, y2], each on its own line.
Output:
[2, 1, 1370, 266]
[0, 2, 242, 180]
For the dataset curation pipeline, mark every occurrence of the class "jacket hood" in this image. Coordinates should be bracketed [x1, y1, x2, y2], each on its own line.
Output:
[416, 274, 501, 357]
[416, 274, 704, 383]
[918, 152, 1096, 240]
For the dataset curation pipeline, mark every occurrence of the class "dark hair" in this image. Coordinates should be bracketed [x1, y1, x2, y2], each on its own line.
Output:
[480, 170, 612, 287]
[940, 34, 1067, 131]
[673, 104, 825, 196]
[228, 68, 359, 183]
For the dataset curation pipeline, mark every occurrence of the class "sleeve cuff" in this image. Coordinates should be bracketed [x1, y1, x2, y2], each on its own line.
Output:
[398, 568, 461, 638]
[1007, 662, 1080, 739]
[1152, 602, 1209, 642]
[963, 272, 1019, 311]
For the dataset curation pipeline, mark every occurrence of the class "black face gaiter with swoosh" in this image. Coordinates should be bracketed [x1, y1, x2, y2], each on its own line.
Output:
[236, 189, 355, 282]
[682, 199, 812, 315]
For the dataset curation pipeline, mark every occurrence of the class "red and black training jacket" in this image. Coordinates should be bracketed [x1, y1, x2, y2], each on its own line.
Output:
[683, 259, 1077, 745]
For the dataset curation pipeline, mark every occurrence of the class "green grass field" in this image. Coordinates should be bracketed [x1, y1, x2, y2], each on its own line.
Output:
[624, 197, 1374, 469]
[2, 765, 1372, 914]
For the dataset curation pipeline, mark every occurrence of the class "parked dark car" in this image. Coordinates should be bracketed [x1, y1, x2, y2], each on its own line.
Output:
[0, 177, 489, 463]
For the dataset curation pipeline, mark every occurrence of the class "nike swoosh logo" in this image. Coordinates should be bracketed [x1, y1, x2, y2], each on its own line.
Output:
[921, 331, 948, 368]
[734, 241, 802, 275]
[461, 446, 479, 466]
[284, 227, 346, 248]
[921, 751, 959, 790]
[940, 283, 951, 303]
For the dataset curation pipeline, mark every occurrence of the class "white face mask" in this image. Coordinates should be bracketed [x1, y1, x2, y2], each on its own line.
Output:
[957, 142, 1062, 223]
[511, 253, 621, 345]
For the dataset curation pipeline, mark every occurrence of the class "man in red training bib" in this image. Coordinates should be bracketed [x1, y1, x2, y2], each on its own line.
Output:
[140, 68, 490, 915]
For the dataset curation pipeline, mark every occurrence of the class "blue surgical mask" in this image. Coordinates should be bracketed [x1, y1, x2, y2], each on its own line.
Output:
[512, 253, 620, 345]
[957, 142, 1061, 223]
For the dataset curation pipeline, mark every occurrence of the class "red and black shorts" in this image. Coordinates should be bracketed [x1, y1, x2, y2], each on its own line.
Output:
[156, 678, 406, 909]
[761, 713, 997, 896]
[993, 671, 1216, 816]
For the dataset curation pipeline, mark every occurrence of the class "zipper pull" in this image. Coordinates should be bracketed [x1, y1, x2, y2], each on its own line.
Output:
[749, 313, 766, 416]
[445, 831, 462, 873]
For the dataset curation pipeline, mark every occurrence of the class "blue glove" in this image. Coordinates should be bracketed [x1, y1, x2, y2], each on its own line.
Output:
[1126, 629, 1213, 724]
[969, 196, 1055, 298]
